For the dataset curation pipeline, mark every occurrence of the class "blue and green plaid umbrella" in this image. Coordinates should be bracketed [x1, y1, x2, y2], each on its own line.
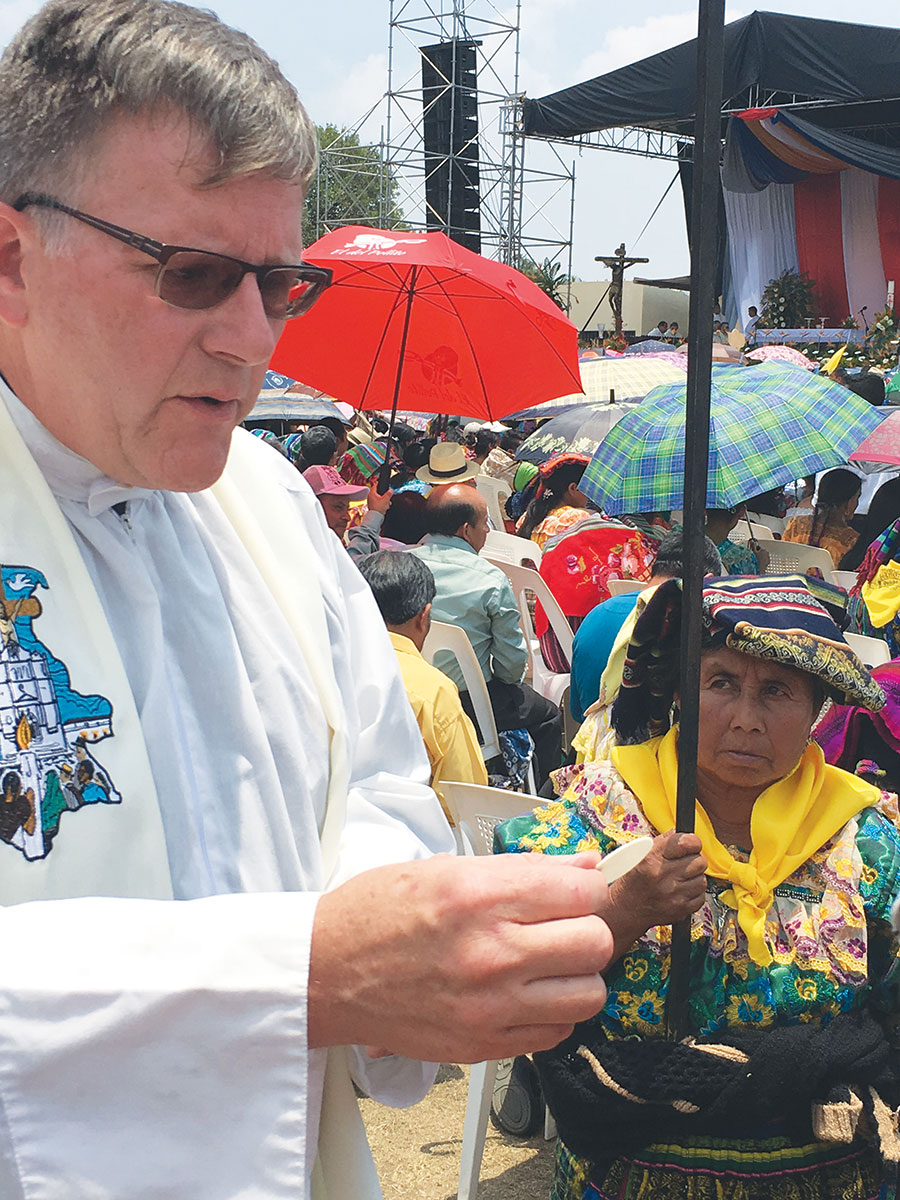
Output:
[582, 363, 883, 515]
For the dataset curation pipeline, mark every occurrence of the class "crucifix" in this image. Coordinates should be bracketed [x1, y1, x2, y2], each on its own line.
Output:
[594, 244, 649, 335]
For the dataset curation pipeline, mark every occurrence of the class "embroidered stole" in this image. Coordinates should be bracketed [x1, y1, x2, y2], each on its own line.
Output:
[0, 389, 378, 1198]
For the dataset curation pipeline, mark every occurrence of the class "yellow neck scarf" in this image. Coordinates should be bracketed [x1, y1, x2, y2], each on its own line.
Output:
[861, 561, 900, 628]
[612, 729, 880, 966]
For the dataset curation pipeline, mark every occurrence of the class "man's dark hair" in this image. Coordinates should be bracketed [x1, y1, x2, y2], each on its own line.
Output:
[358, 551, 436, 626]
[299, 425, 337, 466]
[468, 430, 496, 457]
[382, 491, 428, 544]
[500, 430, 523, 454]
[845, 371, 886, 407]
[425, 492, 479, 537]
[391, 422, 418, 448]
[313, 417, 348, 441]
[652, 530, 722, 579]
[402, 441, 429, 471]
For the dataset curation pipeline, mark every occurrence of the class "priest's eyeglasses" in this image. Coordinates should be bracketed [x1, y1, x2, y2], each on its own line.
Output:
[14, 193, 333, 320]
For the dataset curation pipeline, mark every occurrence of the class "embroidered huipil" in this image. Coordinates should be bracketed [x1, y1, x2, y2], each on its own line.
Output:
[502, 761, 900, 1200]
[0, 390, 453, 1200]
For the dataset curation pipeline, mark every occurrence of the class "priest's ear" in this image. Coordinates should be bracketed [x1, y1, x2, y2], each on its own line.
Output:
[0, 200, 30, 328]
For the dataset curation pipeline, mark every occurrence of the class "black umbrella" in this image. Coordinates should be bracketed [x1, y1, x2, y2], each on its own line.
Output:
[515, 404, 641, 466]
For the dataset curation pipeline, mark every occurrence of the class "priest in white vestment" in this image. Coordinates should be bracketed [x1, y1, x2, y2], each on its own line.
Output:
[0, 4, 615, 1197]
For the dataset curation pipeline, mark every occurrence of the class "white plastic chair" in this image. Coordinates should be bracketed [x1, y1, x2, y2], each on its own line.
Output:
[746, 511, 786, 535]
[441, 779, 537, 857]
[754, 537, 836, 581]
[484, 559, 573, 707]
[845, 632, 892, 668]
[607, 577, 645, 595]
[440, 781, 548, 1200]
[481, 528, 542, 569]
[422, 622, 501, 763]
[730, 520, 780, 544]
[831, 570, 859, 591]
[475, 475, 511, 532]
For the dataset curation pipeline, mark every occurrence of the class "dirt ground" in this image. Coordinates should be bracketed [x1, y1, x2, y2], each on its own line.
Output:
[360, 1063, 555, 1200]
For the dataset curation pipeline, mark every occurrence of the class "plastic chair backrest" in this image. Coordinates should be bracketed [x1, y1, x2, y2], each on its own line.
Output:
[481, 529, 542, 569]
[746, 511, 786, 535]
[422, 621, 502, 761]
[475, 475, 511, 532]
[483, 558, 574, 668]
[831, 570, 859, 592]
[754, 537, 835, 579]
[607, 577, 645, 596]
[440, 780, 538, 857]
[730, 521, 778, 544]
[844, 632, 892, 668]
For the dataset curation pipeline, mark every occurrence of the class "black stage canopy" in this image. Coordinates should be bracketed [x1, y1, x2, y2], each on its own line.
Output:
[521, 11, 900, 146]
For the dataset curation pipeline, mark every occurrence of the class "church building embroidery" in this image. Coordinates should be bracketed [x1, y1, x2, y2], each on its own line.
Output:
[0, 564, 121, 860]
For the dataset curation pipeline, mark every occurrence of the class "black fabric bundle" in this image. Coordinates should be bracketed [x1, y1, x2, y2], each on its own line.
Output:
[534, 1008, 900, 1173]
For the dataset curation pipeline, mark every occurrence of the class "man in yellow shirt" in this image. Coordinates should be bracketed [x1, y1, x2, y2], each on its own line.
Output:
[358, 551, 488, 819]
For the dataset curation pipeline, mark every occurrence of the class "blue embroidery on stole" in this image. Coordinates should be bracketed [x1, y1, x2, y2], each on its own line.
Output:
[0, 564, 121, 861]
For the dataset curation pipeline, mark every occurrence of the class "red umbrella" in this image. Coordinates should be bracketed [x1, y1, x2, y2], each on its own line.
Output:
[270, 226, 582, 426]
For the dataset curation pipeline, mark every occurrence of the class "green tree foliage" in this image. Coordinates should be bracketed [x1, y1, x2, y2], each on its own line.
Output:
[517, 256, 571, 310]
[303, 124, 403, 246]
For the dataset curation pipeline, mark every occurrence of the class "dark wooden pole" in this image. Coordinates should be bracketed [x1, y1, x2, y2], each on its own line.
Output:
[378, 265, 418, 494]
[666, 0, 725, 1042]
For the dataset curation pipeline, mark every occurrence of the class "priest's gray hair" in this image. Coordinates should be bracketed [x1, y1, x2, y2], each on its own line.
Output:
[0, 0, 317, 236]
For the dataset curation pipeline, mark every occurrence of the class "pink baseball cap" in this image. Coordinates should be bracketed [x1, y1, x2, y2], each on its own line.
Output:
[303, 465, 368, 500]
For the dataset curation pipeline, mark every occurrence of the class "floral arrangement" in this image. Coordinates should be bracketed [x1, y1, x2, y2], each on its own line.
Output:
[868, 306, 898, 361]
[760, 268, 817, 329]
[603, 330, 629, 353]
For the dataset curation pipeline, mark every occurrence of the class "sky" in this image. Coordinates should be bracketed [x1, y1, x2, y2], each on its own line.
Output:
[1, 0, 898, 285]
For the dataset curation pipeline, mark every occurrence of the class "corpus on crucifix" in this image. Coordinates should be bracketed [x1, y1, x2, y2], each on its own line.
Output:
[594, 244, 649, 335]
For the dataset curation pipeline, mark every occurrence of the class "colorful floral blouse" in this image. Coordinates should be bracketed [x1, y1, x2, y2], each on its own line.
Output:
[524, 505, 592, 550]
[502, 761, 900, 1041]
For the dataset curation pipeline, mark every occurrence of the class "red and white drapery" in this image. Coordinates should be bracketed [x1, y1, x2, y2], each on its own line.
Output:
[724, 110, 900, 328]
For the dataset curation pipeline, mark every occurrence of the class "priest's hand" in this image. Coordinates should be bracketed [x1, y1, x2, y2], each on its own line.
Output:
[308, 851, 613, 1063]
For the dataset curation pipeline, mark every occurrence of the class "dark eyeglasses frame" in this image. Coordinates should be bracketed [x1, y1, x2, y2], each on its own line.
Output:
[13, 192, 333, 319]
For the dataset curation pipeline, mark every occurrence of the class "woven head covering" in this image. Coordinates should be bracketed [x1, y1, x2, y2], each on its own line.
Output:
[534, 451, 590, 497]
[612, 575, 885, 744]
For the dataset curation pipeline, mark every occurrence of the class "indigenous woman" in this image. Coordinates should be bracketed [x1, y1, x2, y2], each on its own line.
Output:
[783, 468, 862, 567]
[517, 453, 593, 550]
[501, 576, 900, 1200]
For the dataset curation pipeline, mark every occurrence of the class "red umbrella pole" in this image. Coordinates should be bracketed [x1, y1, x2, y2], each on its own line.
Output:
[378, 265, 419, 495]
[667, 0, 725, 1043]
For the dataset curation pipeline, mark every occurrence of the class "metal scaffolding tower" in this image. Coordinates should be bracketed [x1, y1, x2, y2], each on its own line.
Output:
[308, 0, 577, 284]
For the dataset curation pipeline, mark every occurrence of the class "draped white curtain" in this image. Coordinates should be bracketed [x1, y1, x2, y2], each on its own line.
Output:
[724, 182, 799, 332]
[841, 168, 888, 327]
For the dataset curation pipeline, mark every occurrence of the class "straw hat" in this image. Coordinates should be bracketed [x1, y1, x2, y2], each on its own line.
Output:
[416, 442, 481, 485]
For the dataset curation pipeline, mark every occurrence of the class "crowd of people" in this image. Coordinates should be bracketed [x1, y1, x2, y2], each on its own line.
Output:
[2, 2, 900, 1199]
[244, 355, 900, 1200]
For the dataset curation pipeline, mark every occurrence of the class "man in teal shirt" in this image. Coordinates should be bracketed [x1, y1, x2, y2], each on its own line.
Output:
[411, 485, 562, 786]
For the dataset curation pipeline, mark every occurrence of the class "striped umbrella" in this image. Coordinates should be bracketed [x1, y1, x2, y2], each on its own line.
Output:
[511, 355, 687, 418]
[250, 373, 346, 422]
[582, 363, 882, 515]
